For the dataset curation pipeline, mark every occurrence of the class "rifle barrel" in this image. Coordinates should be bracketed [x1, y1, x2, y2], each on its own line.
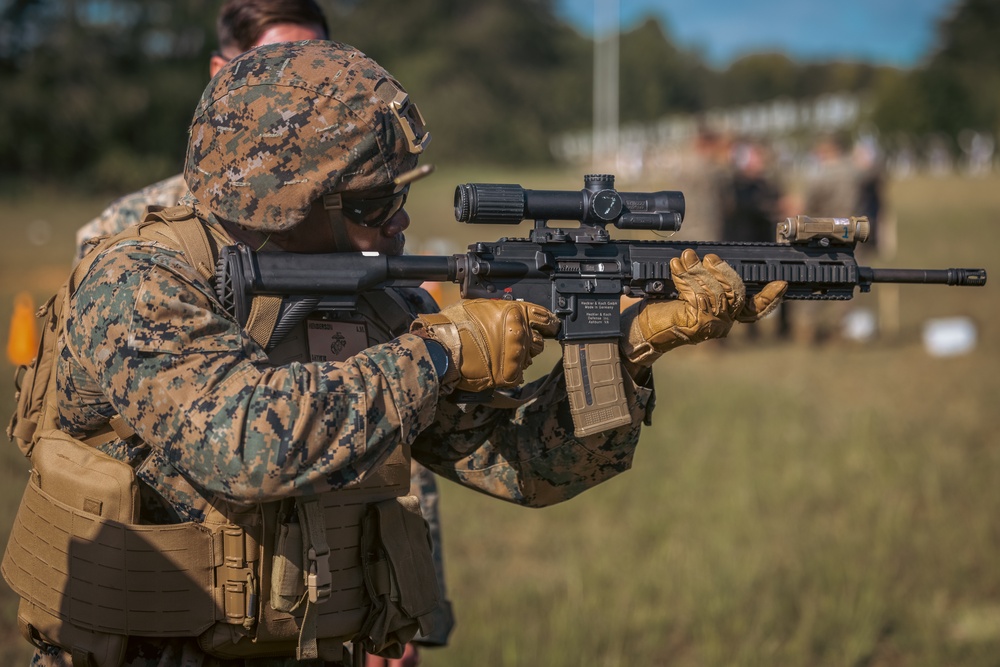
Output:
[863, 267, 987, 287]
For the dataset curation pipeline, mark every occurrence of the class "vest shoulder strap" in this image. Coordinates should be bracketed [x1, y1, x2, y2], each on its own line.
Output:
[140, 205, 223, 283]
[138, 206, 279, 348]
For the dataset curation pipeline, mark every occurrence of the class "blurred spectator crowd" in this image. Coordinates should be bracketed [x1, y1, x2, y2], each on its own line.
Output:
[627, 128, 914, 346]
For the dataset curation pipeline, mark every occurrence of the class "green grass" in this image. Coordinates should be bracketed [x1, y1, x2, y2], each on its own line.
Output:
[0, 172, 997, 665]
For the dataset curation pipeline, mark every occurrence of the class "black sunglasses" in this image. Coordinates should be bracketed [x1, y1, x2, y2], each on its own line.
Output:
[340, 188, 408, 228]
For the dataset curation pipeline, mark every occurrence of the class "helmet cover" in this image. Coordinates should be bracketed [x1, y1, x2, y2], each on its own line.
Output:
[184, 40, 428, 231]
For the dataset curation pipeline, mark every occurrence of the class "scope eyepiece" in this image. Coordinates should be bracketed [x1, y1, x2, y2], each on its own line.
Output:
[454, 184, 471, 222]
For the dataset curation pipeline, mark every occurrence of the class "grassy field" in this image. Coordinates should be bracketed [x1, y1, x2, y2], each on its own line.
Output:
[0, 169, 997, 665]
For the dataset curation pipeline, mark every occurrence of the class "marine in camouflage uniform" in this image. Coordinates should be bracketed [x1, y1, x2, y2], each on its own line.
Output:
[74, 0, 329, 262]
[30, 41, 648, 667]
[71, 4, 449, 644]
[72, 173, 454, 653]
[26, 41, 785, 667]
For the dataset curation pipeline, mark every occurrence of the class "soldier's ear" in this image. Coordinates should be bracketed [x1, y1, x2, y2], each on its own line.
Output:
[209, 54, 229, 78]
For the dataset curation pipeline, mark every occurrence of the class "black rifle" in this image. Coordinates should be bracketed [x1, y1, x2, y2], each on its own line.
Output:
[216, 174, 986, 436]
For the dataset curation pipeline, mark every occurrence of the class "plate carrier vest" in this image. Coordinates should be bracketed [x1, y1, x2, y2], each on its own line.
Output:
[3, 206, 440, 666]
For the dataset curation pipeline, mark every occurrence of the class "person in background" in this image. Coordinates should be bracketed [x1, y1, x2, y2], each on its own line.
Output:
[802, 133, 859, 220]
[793, 133, 863, 343]
[722, 139, 783, 244]
[675, 127, 732, 243]
[722, 138, 793, 340]
[852, 136, 886, 257]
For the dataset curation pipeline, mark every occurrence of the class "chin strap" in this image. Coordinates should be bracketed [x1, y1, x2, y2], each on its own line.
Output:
[323, 193, 353, 253]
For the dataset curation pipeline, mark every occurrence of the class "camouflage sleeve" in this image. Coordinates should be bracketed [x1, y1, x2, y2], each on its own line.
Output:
[412, 364, 654, 508]
[64, 241, 443, 503]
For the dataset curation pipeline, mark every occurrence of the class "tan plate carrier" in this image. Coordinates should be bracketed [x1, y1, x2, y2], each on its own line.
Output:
[3, 208, 440, 666]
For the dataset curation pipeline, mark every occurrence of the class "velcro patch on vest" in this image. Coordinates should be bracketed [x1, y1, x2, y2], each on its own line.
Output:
[307, 318, 368, 362]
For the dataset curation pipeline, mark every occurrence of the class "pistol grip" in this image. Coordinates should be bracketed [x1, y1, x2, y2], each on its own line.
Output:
[562, 340, 631, 437]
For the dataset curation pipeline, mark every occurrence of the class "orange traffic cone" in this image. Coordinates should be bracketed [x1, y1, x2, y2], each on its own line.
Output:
[7, 292, 39, 366]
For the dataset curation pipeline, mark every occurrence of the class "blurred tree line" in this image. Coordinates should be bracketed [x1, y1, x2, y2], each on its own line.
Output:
[0, 0, 996, 193]
[0, 0, 214, 191]
[871, 0, 1000, 151]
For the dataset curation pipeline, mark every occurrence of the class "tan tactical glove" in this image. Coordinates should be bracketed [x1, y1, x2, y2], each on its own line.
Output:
[621, 248, 787, 367]
[411, 299, 560, 392]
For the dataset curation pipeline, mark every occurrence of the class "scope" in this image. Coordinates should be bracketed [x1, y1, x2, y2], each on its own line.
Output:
[454, 174, 685, 232]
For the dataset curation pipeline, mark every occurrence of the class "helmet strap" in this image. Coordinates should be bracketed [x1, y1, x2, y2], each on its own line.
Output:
[323, 193, 353, 253]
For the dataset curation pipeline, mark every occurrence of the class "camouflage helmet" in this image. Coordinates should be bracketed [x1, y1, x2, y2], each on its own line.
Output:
[184, 40, 430, 232]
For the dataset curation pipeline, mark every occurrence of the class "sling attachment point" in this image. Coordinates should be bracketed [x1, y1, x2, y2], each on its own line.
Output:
[307, 544, 332, 605]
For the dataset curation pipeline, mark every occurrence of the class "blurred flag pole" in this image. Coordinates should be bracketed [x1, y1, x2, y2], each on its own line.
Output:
[592, 0, 619, 170]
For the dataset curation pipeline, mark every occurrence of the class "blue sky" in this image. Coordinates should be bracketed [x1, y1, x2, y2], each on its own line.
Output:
[554, 0, 958, 67]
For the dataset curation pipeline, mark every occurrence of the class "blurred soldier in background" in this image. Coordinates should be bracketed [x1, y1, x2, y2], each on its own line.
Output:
[674, 127, 732, 242]
[802, 133, 858, 219]
[722, 139, 784, 244]
[722, 138, 793, 340]
[852, 136, 887, 256]
[850, 136, 894, 341]
[6, 41, 785, 667]
[793, 133, 863, 343]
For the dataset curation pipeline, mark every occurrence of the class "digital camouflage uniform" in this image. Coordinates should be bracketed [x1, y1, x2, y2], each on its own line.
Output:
[30, 41, 656, 666]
